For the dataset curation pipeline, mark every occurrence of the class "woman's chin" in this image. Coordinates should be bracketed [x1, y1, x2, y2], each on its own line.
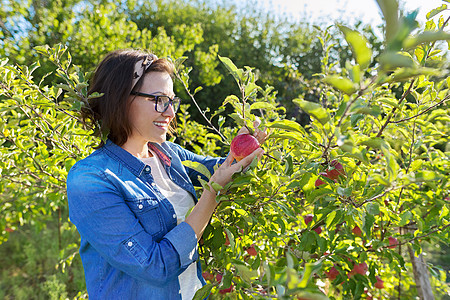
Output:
[148, 135, 167, 144]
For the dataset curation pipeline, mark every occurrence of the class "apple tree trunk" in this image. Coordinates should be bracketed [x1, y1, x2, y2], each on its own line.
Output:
[407, 246, 435, 300]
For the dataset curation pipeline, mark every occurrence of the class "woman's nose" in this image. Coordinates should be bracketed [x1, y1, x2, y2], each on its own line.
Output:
[162, 102, 176, 117]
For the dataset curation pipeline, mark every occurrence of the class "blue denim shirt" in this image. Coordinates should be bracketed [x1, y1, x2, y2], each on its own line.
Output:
[66, 139, 223, 299]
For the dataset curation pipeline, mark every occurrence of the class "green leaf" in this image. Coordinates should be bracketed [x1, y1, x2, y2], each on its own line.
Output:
[34, 45, 50, 55]
[218, 55, 242, 84]
[193, 86, 203, 95]
[379, 52, 415, 70]
[378, 97, 400, 109]
[182, 160, 211, 179]
[229, 113, 245, 127]
[355, 106, 381, 117]
[224, 227, 235, 249]
[299, 261, 322, 288]
[337, 187, 352, 197]
[403, 30, 450, 49]
[366, 202, 380, 215]
[359, 137, 387, 149]
[441, 205, 449, 219]
[363, 213, 375, 239]
[338, 25, 372, 69]
[384, 67, 440, 82]
[293, 99, 330, 124]
[192, 283, 213, 300]
[64, 158, 76, 172]
[268, 132, 304, 142]
[233, 261, 258, 282]
[399, 211, 412, 226]
[326, 210, 337, 228]
[376, 0, 399, 42]
[266, 119, 305, 134]
[414, 170, 440, 181]
[426, 4, 447, 20]
[245, 82, 258, 97]
[211, 182, 223, 192]
[323, 75, 357, 95]
[250, 102, 275, 111]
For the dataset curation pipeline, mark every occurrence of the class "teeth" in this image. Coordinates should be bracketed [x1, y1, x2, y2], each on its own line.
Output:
[154, 122, 167, 127]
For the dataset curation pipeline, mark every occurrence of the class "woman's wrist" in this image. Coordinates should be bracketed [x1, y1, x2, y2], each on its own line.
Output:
[201, 184, 219, 208]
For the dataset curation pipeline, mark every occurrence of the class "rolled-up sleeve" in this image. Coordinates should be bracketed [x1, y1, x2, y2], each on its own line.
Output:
[67, 163, 198, 286]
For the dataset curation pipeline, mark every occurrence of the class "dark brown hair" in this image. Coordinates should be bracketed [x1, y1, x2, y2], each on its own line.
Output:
[82, 49, 175, 147]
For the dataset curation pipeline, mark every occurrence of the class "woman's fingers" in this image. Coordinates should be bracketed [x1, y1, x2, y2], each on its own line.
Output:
[233, 148, 264, 170]
[237, 126, 250, 135]
[254, 128, 267, 144]
[222, 153, 234, 166]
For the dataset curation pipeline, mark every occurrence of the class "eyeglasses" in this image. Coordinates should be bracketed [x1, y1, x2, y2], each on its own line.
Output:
[130, 91, 181, 113]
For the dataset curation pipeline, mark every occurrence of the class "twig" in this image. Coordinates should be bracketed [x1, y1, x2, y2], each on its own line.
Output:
[376, 79, 416, 138]
[174, 71, 228, 143]
[391, 96, 449, 124]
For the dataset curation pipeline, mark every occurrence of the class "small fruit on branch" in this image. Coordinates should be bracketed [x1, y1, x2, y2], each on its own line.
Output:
[230, 133, 260, 161]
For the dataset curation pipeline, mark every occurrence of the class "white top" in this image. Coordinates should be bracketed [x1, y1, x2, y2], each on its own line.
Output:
[141, 151, 202, 300]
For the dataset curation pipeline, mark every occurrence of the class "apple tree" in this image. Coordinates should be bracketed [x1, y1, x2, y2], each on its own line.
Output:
[0, 0, 449, 299]
[179, 1, 450, 299]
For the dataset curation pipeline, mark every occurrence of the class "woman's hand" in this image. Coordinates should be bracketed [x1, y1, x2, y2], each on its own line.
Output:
[237, 119, 267, 145]
[208, 147, 264, 192]
[208, 119, 266, 193]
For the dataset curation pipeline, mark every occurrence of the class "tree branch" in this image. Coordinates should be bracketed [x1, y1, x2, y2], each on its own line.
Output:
[391, 95, 450, 124]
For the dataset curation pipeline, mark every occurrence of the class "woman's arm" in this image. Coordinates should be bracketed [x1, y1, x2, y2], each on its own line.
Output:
[184, 147, 264, 240]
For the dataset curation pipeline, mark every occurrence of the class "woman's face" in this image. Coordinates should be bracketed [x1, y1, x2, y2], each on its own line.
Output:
[127, 72, 176, 144]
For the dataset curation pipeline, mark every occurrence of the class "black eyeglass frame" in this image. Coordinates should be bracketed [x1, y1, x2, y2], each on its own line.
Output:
[130, 91, 181, 113]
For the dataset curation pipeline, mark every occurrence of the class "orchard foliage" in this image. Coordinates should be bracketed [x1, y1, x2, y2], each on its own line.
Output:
[0, 0, 449, 299]
[181, 2, 450, 299]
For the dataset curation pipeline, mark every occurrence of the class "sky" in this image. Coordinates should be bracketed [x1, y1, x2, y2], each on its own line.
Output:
[257, 0, 449, 27]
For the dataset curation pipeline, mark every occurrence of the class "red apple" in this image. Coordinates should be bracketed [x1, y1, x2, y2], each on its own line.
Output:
[325, 266, 339, 280]
[5, 227, 14, 233]
[315, 172, 328, 187]
[352, 226, 362, 237]
[388, 237, 398, 249]
[246, 245, 258, 256]
[326, 160, 345, 180]
[374, 276, 384, 289]
[230, 133, 260, 161]
[218, 284, 234, 294]
[353, 262, 368, 275]
[202, 271, 214, 281]
[304, 214, 313, 225]
[347, 268, 356, 278]
[313, 226, 322, 234]
[216, 274, 223, 282]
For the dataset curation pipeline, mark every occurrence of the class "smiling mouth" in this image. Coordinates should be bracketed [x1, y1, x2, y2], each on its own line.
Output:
[153, 121, 168, 129]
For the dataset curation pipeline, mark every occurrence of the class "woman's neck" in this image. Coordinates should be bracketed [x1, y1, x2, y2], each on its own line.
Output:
[121, 138, 153, 158]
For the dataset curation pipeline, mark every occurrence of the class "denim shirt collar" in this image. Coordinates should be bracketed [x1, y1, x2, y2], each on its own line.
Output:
[103, 139, 173, 177]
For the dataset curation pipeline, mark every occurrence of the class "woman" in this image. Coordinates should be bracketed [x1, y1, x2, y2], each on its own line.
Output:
[66, 49, 265, 299]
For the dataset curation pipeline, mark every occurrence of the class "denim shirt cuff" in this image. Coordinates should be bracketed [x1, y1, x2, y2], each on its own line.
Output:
[165, 222, 198, 268]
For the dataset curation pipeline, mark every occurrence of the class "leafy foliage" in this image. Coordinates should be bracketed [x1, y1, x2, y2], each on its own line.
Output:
[0, 0, 450, 299]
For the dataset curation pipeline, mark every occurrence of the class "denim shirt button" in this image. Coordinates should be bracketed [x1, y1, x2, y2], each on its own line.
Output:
[145, 166, 150, 172]
[172, 214, 176, 219]
[138, 204, 143, 209]
[127, 241, 133, 247]
[151, 182, 156, 187]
